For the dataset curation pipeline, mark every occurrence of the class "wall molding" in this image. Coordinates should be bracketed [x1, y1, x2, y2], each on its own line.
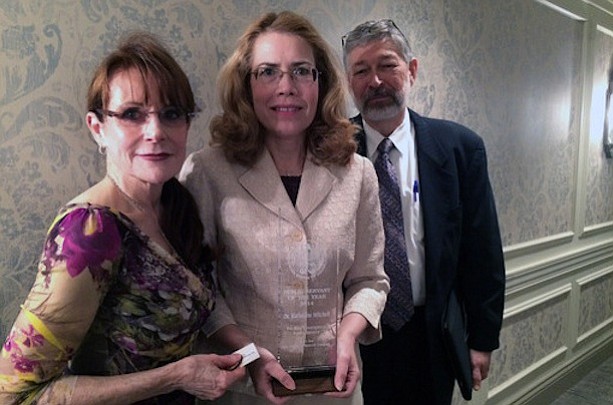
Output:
[577, 263, 613, 284]
[505, 240, 613, 301]
[521, 336, 613, 404]
[488, 347, 568, 404]
[504, 284, 571, 319]
[575, 266, 613, 346]
[504, 232, 575, 260]
[536, 0, 589, 20]
[586, 0, 613, 18]
[486, 286, 572, 404]
[577, 317, 613, 347]
[582, 220, 613, 237]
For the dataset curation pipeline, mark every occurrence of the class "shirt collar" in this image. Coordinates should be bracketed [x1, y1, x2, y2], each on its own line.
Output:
[363, 109, 412, 159]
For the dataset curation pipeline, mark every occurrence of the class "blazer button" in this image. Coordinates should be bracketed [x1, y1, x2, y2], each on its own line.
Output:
[291, 231, 303, 241]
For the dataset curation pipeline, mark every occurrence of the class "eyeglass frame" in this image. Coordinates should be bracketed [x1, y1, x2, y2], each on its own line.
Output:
[249, 65, 321, 85]
[341, 18, 413, 66]
[94, 106, 197, 128]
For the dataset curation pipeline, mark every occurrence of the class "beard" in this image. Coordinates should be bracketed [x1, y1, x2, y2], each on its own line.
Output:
[357, 85, 407, 122]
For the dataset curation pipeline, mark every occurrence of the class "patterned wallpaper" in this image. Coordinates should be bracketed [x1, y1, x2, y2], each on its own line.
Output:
[587, 28, 613, 227]
[1, 1, 612, 396]
[490, 292, 568, 389]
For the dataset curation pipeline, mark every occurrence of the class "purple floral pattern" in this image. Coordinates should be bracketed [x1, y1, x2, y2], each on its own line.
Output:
[0, 204, 214, 404]
[20, 325, 44, 348]
[58, 208, 122, 279]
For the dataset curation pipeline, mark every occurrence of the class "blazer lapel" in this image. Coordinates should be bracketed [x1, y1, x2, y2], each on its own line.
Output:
[411, 108, 453, 214]
[410, 109, 447, 169]
[351, 114, 368, 156]
[295, 155, 335, 222]
[410, 109, 457, 277]
[238, 149, 302, 228]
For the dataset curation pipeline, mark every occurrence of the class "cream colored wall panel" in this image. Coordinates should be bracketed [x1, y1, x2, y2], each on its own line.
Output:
[487, 347, 567, 404]
[505, 240, 612, 302]
[577, 267, 613, 338]
[586, 26, 613, 227]
[489, 286, 571, 395]
[449, 0, 584, 247]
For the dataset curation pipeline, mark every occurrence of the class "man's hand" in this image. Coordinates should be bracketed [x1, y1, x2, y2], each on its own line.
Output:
[470, 349, 492, 391]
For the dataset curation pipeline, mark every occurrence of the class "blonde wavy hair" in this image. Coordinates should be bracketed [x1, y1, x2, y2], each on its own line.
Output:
[210, 11, 357, 167]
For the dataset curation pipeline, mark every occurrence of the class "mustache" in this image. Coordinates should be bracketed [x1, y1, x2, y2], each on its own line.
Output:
[363, 87, 399, 105]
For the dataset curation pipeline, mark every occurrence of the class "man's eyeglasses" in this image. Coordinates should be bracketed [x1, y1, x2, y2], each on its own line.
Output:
[342, 19, 405, 48]
[95, 106, 195, 128]
[250, 65, 320, 85]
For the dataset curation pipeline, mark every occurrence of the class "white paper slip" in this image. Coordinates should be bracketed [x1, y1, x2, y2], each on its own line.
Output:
[233, 342, 260, 367]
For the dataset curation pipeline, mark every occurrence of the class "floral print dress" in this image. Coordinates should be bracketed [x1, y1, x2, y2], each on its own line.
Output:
[0, 204, 215, 404]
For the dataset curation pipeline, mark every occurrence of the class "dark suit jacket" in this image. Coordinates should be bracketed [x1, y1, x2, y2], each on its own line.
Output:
[354, 109, 505, 400]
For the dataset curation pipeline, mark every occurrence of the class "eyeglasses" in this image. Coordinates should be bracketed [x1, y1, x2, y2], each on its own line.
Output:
[342, 19, 405, 48]
[250, 65, 320, 85]
[95, 106, 195, 128]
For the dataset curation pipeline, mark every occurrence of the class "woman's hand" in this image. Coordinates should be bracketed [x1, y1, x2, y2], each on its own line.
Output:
[326, 312, 368, 398]
[248, 346, 294, 404]
[174, 353, 245, 400]
[325, 333, 360, 398]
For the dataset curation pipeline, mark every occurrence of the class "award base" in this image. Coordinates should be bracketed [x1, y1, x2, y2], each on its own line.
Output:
[272, 365, 337, 396]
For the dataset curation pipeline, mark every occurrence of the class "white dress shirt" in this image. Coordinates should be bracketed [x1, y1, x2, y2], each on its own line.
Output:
[363, 109, 426, 306]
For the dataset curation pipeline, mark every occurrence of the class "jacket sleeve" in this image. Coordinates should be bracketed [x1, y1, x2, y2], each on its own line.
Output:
[342, 156, 390, 345]
[457, 141, 506, 352]
[0, 207, 122, 404]
[179, 152, 237, 337]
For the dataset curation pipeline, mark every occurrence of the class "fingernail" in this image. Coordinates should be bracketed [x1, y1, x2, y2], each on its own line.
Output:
[229, 355, 242, 370]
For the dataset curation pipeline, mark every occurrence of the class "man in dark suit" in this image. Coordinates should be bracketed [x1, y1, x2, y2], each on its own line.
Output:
[342, 19, 506, 404]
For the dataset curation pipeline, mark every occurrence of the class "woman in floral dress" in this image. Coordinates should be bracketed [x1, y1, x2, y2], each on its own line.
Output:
[0, 33, 244, 404]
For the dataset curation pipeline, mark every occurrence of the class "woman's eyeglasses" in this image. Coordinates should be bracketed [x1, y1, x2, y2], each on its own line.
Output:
[250, 65, 320, 85]
[96, 106, 195, 128]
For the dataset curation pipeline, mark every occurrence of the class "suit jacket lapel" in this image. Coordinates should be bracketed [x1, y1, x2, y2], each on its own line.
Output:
[296, 154, 335, 222]
[238, 149, 335, 228]
[238, 149, 302, 228]
[351, 115, 368, 156]
[410, 109, 458, 282]
[409, 109, 447, 169]
[411, 108, 455, 217]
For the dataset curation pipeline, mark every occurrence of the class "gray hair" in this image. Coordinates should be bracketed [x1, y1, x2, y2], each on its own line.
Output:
[342, 19, 413, 68]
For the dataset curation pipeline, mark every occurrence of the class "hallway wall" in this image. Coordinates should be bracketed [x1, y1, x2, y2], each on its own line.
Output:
[0, 1, 612, 403]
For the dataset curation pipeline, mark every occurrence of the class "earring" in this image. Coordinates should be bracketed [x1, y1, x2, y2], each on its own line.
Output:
[98, 144, 106, 155]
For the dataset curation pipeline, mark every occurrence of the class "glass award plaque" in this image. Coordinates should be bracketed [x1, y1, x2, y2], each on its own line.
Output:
[272, 220, 340, 396]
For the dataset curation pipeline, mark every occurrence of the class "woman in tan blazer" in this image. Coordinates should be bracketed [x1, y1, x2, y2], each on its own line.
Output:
[180, 11, 389, 405]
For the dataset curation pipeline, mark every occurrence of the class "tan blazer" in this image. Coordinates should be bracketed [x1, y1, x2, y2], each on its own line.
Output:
[180, 147, 388, 363]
